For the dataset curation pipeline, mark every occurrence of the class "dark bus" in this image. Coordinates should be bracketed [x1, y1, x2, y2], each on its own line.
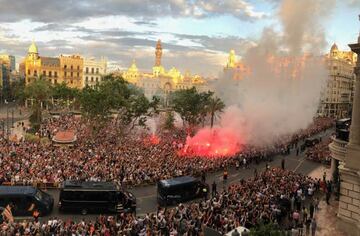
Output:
[0, 186, 54, 216]
[59, 181, 136, 215]
[157, 176, 208, 206]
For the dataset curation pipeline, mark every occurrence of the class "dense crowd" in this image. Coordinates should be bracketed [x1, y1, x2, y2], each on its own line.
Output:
[305, 138, 332, 165]
[0, 168, 321, 235]
[0, 115, 334, 188]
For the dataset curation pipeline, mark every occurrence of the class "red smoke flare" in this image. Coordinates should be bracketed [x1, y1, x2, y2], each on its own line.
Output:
[144, 134, 160, 145]
[179, 127, 242, 158]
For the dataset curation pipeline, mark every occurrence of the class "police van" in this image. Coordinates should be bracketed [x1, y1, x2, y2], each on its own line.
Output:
[59, 181, 136, 215]
[157, 176, 208, 206]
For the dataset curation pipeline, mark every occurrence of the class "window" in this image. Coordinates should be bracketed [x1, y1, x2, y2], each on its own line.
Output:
[96, 68, 99, 74]
[71, 72, 73, 77]
[71, 65, 73, 70]
[86, 67, 89, 73]
[27, 69, 30, 75]
[43, 71, 46, 76]
[77, 72, 79, 78]
[96, 77, 98, 82]
[49, 71, 52, 77]
[34, 70, 37, 76]
[54, 72, 58, 77]
[91, 77, 94, 82]
[64, 65, 67, 69]
[77, 65, 80, 70]
[91, 68, 94, 74]
[86, 76, 88, 82]
[70, 80, 73, 84]
[54, 79, 58, 84]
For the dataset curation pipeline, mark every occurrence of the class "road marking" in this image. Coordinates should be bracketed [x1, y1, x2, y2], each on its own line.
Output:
[137, 194, 156, 199]
[294, 157, 306, 172]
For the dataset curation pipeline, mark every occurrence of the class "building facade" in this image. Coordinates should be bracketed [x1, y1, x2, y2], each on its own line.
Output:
[121, 40, 209, 101]
[0, 54, 15, 72]
[20, 41, 85, 89]
[83, 57, 107, 87]
[330, 34, 360, 236]
[319, 43, 357, 119]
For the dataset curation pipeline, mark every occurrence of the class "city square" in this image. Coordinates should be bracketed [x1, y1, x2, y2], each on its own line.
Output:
[0, 0, 360, 235]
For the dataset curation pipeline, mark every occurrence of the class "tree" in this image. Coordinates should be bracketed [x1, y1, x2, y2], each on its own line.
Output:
[163, 111, 175, 130]
[9, 79, 26, 103]
[78, 76, 159, 134]
[207, 96, 225, 128]
[170, 87, 213, 128]
[52, 82, 80, 110]
[77, 84, 112, 133]
[24, 78, 52, 131]
[118, 92, 159, 130]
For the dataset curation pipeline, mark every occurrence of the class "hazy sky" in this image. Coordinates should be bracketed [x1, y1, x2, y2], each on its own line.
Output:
[0, 0, 359, 76]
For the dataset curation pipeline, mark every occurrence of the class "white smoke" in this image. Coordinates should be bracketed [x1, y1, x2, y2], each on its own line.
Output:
[211, 0, 332, 146]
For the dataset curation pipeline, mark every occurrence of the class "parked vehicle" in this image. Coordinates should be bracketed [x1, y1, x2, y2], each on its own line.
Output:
[0, 186, 54, 216]
[59, 181, 136, 215]
[157, 176, 208, 206]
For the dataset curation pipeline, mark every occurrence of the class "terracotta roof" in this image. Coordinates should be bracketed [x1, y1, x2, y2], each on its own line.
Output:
[52, 130, 77, 144]
[41, 57, 60, 66]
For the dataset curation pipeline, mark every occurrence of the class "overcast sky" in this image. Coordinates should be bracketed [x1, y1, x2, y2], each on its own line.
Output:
[0, 0, 359, 77]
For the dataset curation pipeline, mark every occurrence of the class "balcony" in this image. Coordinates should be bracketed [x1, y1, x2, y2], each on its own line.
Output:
[329, 137, 348, 162]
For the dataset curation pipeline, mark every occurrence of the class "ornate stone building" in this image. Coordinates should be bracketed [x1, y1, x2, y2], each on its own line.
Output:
[223, 50, 250, 80]
[319, 43, 357, 118]
[121, 40, 208, 101]
[330, 34, 360, 236]
[20, 41, 84, 89]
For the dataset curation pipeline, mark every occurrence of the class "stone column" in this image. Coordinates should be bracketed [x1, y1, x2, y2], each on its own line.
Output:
[337, 35, 360, 236]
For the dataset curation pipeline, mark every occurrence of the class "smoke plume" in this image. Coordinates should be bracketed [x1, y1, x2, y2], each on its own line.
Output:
[185, 0, 333, 153]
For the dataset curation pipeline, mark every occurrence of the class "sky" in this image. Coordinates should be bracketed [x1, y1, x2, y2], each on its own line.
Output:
[0, 0, 359, 77]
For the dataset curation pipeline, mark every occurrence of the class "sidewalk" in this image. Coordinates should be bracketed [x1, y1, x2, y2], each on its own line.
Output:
[307, 165, 348, 236]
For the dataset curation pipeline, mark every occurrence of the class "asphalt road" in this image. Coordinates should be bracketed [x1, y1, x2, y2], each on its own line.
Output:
[16, 128, 334, 221]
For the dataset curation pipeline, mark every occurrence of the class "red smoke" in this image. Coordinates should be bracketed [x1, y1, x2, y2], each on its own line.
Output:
[179, 127, 242, 158]
[144, 134, 160, 145]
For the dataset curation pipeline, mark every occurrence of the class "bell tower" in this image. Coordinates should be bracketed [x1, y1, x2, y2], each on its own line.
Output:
[155, 39, 162, 66]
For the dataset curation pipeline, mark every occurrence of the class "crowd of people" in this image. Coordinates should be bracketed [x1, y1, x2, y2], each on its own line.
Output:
[0, 115, 334, 188]
[305, 138, 332, 165]
[0, 168, 321, 235]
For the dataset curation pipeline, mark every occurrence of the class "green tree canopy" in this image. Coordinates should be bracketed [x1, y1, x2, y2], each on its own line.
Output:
[170, 87, 215, 128]
[78, 76, 159, 133]
[52, 82, 79, 100]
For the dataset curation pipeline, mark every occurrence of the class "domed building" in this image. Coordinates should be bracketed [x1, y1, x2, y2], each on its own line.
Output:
[121, 40, 209, 103]
[20, 41, 85, 89]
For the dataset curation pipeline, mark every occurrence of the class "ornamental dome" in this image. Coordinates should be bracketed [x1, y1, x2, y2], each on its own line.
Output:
[28, 41, 38, 54]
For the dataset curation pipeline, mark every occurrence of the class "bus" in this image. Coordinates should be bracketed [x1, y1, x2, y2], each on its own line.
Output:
[59, 181, 136, 215]
[157, 176, 208, 206]
[0, 186, 54, 216]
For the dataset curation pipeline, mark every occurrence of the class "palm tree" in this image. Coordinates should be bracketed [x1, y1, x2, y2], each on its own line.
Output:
[208, 96, 225, 128]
